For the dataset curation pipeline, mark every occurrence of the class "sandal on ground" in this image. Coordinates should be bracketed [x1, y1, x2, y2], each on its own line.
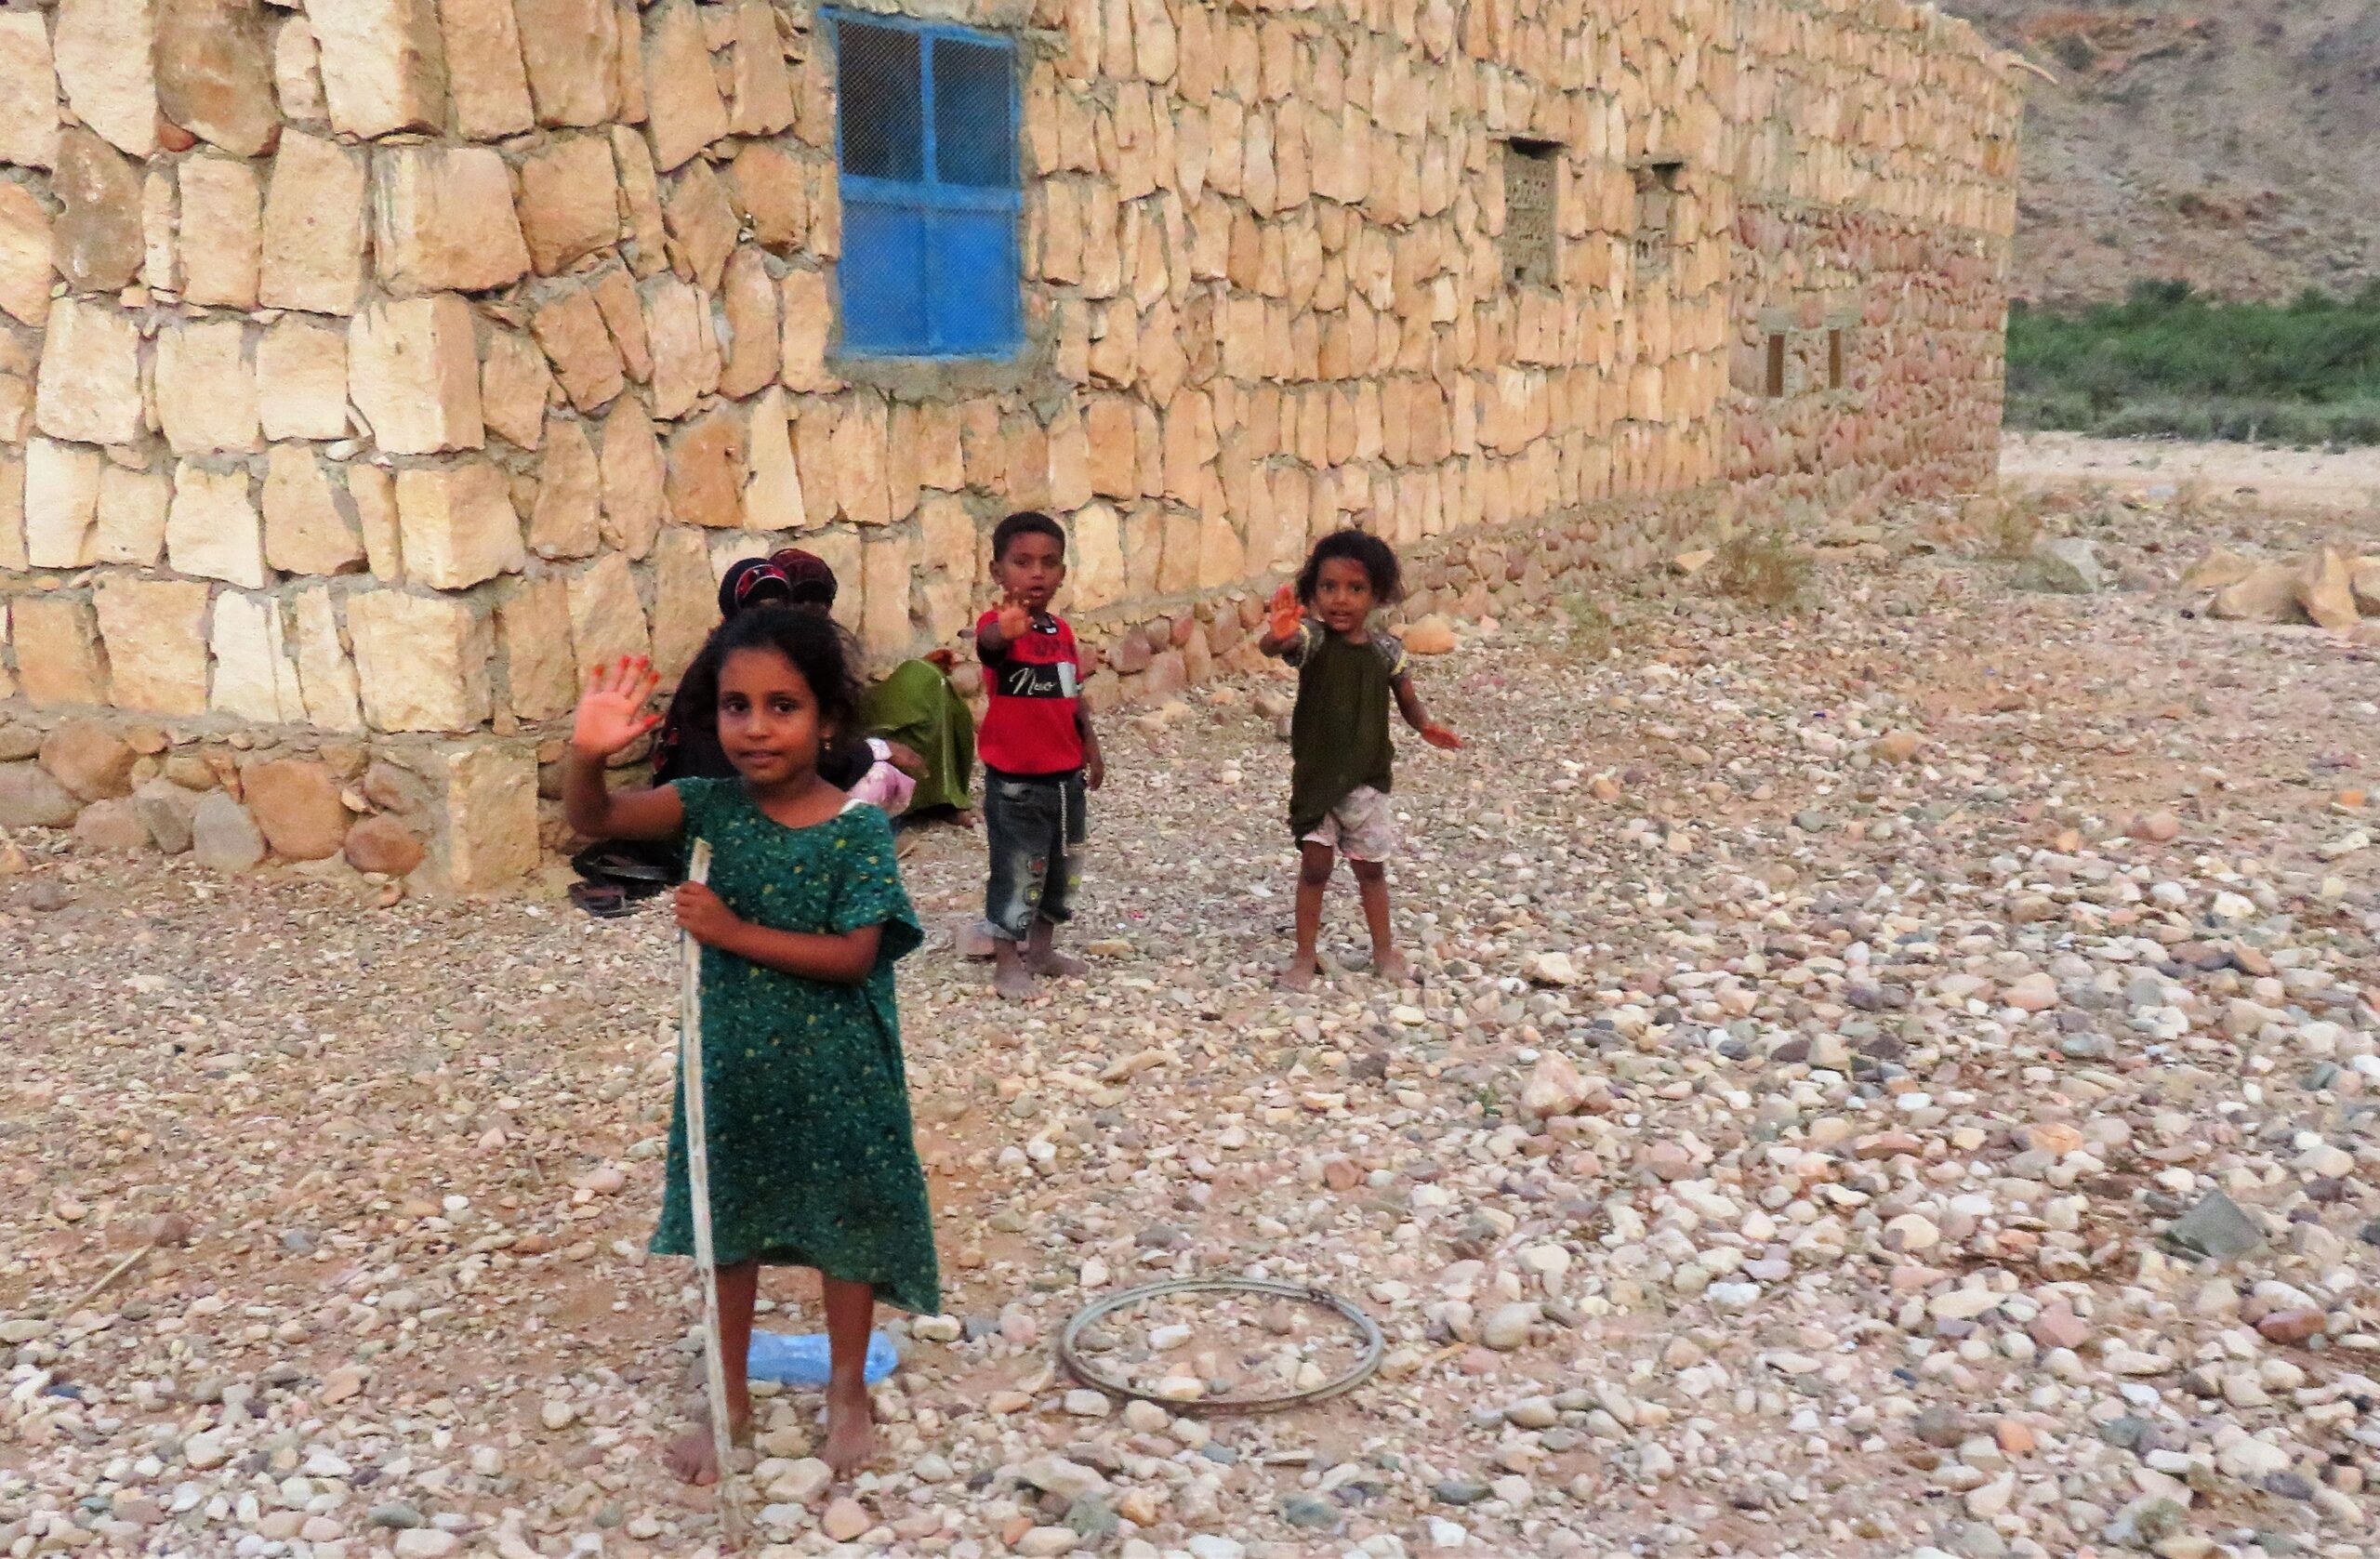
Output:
[569, 881, 635, 919]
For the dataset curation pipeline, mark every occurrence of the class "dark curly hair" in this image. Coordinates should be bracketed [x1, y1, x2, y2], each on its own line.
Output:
[683, 605, 868, 741]
[1295, 528, 1404, 606]
[991, 509, 1066, 562]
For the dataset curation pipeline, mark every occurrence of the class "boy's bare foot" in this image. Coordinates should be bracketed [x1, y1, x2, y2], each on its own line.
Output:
[1028, 948, 1087, 979]
[821, 1380, 877, 1476]
[994, 959, 1036, 1001]
[661, 1414, 749, 1486]
[1373, 948, 1411, 984]
[1279, 958, 1318, 992]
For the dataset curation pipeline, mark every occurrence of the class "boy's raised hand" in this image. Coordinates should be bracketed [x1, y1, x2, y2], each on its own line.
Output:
[1267, 583, 1302, 641]
[1420, 723, 1462, 750]
[995, 591, 1032, 642]
[571, 655, 662, 759]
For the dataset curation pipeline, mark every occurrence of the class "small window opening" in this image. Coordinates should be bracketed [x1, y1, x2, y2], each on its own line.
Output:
[1765, 333, 1787, 398]
[1501, 139, 1559, 290]
[1827, 328, 1844, 390]
[1632, 158, 1684, 275]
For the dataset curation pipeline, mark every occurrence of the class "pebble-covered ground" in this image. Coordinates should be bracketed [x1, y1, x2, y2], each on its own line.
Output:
[7, 477, 2380, 1559]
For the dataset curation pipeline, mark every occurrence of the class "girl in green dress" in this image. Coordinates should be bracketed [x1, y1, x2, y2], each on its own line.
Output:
[562, 609, 938, 1483]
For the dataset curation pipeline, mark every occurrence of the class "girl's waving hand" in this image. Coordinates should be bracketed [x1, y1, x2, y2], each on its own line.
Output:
[573, 655, 664, 759]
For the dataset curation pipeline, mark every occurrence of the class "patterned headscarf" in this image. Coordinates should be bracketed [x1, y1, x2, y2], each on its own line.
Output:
[718, 556, 795, 617]
[769, 548, 839, 609]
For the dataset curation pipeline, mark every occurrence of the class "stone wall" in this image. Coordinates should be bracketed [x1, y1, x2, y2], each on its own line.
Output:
[0, 0, 2017, 886]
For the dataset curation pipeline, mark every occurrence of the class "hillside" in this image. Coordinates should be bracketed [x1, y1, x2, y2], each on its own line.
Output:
[1948, 0, 2380, 305]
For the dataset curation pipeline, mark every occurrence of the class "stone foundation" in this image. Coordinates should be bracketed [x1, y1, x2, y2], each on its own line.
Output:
[0, 0, 2018, 885]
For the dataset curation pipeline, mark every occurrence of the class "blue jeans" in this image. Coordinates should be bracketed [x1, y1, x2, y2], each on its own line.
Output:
[983, 770, 1085, 940]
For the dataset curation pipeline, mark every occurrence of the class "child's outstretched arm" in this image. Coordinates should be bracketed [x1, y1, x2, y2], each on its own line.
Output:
[1257, 582, 1304, 657]
[563, 656, 689, 840]
[673, 888, 883, 984]
[1393, 672, 1462, 750]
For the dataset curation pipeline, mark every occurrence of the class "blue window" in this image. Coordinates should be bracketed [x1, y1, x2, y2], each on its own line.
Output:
[831, 11, 1022, 359]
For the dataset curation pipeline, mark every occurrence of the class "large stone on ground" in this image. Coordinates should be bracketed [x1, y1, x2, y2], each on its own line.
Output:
[2016, 536, 2101, 594]
[2299, 547, 2359, 631]
[2209, 562, 2306, 624]
[73, 798, 152, 852]
[1402, 614, 1457, 654]
[191, 789, 267, 871]
[244, 757, 350, 860]
[2352, 557, 2380, 615]
[344, 813, 426, 875]
[0, 762, 82, 828]
[41, 720, 136, 800]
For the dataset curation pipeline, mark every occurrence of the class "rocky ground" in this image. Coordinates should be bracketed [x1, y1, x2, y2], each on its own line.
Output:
[7, 469, 2380, 1559]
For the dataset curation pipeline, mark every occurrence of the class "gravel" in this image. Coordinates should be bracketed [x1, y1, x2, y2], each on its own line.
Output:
[7, 485, 2380, 1559]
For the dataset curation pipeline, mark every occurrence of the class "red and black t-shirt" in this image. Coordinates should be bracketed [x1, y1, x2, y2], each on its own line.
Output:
[977, 610, 1085, 777]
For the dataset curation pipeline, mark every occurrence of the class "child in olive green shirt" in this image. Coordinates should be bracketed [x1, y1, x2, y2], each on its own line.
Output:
[1259, 529, 1460, 991]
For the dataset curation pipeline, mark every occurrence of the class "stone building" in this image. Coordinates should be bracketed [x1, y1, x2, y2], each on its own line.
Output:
[0, 0, 2019, 885]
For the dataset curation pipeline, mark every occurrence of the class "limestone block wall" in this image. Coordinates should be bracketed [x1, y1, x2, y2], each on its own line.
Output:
[1723, 0, 2018, 520]
[0, 0, 2016, 885]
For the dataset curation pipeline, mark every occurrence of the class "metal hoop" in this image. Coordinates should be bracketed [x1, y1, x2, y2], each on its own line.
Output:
[1056, 1276, 1385, 1416]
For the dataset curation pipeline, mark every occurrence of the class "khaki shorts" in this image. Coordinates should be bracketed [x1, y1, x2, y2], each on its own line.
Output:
[1300, 785, 1396, 862]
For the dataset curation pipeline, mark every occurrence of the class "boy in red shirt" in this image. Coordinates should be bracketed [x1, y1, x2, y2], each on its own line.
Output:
[976, 512, 1104, 1000]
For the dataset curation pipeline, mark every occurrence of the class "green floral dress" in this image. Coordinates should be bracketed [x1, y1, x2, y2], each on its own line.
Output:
[650, 779, 939, 1316]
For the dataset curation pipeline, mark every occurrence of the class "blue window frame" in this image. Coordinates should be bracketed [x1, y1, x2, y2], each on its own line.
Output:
[830, 10, 1023, 360]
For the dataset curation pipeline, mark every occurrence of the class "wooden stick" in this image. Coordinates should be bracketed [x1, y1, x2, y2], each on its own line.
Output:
[680, 840, 746, 1549]
[67, 1245, 153, 1315]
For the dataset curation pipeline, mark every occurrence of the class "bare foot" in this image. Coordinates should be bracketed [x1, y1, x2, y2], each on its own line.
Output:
[994, 959, 1036, 1001]
[661, 1416, 748, 1486]
[821, 1381, 877, 1476]
[954, 808, 979, 829]
[1373, 948, 1411, 984]
[1279, 958, 1317, 992]
[1029, 948, 1088, 979]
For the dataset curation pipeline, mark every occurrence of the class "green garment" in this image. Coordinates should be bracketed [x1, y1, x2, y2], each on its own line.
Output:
[650, 779, 939, 1316]
[1282, 621, 1409, 839]
[864, 659, 976, 813]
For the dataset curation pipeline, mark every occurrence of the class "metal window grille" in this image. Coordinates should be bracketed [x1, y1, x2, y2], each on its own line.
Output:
[833, 12, 1022, 359]
[1501, 139, 1558, 290]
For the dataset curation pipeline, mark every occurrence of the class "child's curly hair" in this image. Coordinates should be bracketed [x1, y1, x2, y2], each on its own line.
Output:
[1295, 528, 1404, 606]
[686, 605, 868, 738]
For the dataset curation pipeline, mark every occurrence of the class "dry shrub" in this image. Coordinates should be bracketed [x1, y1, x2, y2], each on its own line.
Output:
[1973, 489, 2046, 559]
[1713, 528, 1812, 609]
[1561, 593, 1616, 658]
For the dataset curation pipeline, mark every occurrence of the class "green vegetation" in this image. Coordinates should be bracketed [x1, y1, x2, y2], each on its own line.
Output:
[2005, 280, 2380, 446]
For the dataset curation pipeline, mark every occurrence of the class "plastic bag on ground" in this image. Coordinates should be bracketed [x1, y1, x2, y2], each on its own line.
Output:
[746, 1329, 899, 1386]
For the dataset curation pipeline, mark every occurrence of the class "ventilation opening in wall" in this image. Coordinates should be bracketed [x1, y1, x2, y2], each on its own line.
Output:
[1827, 328, 1844, 390]
[1632, 157, 1684, 275]
[1501, 139, 1559, 289]
[1765, 333, 1787, 398]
